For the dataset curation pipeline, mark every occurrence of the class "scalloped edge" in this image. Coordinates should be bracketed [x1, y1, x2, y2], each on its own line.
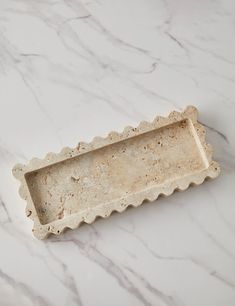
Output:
[12, 106, 220, 239]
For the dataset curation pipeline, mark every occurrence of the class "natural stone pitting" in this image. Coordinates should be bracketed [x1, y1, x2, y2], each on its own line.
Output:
[12, 106, 220, 239]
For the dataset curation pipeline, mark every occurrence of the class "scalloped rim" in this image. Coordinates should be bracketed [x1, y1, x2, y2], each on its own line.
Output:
[12, 106, 220, 239]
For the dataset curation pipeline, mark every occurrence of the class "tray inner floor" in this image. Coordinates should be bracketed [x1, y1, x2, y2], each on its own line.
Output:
[26, 120, 207, 225]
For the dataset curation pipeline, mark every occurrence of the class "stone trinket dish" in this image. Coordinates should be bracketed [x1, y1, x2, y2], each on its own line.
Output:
[13, 106, 220, 239]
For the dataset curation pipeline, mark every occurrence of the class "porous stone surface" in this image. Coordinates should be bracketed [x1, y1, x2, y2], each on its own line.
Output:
[12, 106, 220, 239]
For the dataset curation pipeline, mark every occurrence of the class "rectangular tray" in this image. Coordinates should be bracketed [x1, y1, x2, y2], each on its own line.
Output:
[13, 106, 220, 239]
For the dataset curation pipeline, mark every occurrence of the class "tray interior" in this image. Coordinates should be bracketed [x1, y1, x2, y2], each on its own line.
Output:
[25, 119, 208, 225]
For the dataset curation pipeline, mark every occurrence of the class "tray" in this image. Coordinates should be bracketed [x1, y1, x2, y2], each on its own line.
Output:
[12, 106, 220, 239]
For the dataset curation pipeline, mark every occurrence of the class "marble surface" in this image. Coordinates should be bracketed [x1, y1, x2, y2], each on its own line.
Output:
[0, 0, 235, 305]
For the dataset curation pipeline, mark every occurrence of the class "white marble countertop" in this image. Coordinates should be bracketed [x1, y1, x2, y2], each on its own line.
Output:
[1, 0, 235, 305]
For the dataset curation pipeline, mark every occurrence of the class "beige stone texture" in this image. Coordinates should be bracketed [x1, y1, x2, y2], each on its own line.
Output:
[12, 106, 220, 239]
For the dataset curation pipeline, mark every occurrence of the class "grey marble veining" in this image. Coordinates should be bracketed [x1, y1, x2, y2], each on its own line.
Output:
[0, 0, 235, 305]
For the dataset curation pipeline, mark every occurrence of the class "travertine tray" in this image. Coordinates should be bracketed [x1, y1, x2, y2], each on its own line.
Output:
[13, 106, 220, 239]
